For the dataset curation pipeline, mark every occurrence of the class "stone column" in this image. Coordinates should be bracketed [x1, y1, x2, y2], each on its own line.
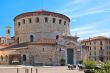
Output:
[73, 48, 76, 64]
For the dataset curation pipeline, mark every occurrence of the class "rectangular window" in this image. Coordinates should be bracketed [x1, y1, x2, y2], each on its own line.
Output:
[59, 19, 62, 24]
[100, 41, 103, 45]
[94, 47, 96, 50]
[94, 41, 96, 45]
[94, 57, 96, 61]
[107, 52, 108, 55]
[22, 19, 25, 24]
[90, 42, 91, 45]
[28, 18, 32, 23]
[109, 51, 110, 55]
[107, 46, 108, 49]
[89, 47, 91, 50]
[94, 51, 96, 55]
[100, 47, 102, 50]
[90, 52, 91, 55]
[85, 43, 86, 45]
[45, 17, 48, 23]
[36, 17, 39, 23]
[43, 48, 45, 52]
[53, 18, 56, 23]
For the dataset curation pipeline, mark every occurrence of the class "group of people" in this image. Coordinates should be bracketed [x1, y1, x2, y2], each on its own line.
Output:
[67, 64, 76, 69]
[67, 64, 85, 70]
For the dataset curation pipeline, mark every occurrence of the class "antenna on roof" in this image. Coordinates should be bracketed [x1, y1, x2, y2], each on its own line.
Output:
[75, 33, 77, 37]
[89, 37, 91, 40]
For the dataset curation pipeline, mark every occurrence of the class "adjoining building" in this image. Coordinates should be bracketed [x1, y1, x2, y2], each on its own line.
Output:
[0, 10, 82, 65]
[0, 26, 14, 49]
[81, 36, 110, 62]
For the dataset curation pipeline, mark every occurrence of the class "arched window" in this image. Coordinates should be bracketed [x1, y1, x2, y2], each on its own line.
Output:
[23, 55, 26, 61]
[7, 29, 10, 34]
[17, 37, 19, 44]
[1, 56, 3, 61]
[30, 35, 34, 42]
[5, 55, 8, 61]
[56, 35, 59, 40]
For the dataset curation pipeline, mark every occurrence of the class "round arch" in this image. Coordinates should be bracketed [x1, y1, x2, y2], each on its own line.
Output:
[22, 55, 27, 61]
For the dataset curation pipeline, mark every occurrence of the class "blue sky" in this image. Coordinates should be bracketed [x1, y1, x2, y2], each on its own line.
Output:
[0, 0, 110, 40]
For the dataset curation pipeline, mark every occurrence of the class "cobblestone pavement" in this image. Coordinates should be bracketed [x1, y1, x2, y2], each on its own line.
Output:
[0, 65, 84, 73]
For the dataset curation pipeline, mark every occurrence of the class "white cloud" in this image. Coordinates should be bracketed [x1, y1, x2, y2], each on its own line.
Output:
[55, 0, 110, 39]
[56, 1, 110, 18]
[67, 0, 90, 6]
[77, 30, 97, 35]
[73, 8, 110, 18]
[91, 32, 110, 37]
[71, 26, 94, 32]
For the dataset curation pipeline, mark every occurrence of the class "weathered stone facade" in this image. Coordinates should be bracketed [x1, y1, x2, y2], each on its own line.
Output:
[0, 10, 81, 65]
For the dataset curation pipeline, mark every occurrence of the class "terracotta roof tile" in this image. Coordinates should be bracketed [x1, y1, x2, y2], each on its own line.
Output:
[14, 10, 70, 22]
[81, 36, 110, 42]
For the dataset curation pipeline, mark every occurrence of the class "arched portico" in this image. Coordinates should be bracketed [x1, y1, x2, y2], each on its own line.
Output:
[66, 41, 79, 65]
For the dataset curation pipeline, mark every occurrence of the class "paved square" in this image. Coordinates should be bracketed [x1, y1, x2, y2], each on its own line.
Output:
[0, 66, 84, 73]
[37, 66, 84, 73]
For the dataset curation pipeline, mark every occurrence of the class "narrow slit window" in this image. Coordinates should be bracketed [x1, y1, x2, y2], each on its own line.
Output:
[64, 21, 66, 25]
[45, 17, 48, 23]
[18, 22, 21, 27]
[28, 18, 32, 23]
[53, 18, 56, 23]
[59, 19, 62, 24]
[36, 17, 39, 23]
[22, 19, 25, 24]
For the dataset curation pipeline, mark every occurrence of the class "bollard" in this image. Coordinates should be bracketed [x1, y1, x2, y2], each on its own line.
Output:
[25, 68, 26, 73]
[17, 68, 19, 73]
[31, 68, 32, 73]
[36, 68, 38, 73]
[25, 68, 29, 73]
[27, 69, 29, 73]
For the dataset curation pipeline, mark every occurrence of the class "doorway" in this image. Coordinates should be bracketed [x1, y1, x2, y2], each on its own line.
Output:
[67, 48, 74, 64]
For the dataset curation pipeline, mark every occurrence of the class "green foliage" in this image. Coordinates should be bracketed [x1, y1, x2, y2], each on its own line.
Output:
[84, 60, 110, 73]
[102, 60, 110, 69]
[79, 59, 83, 64]
[84, 69, 95, 73]
[60, 58, 65, 66]
[97, 60, 110, 73]
[84, 60, 96, 69]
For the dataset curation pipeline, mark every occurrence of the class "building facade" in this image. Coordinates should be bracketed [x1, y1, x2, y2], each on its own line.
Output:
[0, 10, 81, 65]
[81, 36, 110, 62]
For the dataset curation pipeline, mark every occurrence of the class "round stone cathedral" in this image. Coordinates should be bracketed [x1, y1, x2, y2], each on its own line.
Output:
[0, 10, 81, 66]
[14, 10, 70, 43]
